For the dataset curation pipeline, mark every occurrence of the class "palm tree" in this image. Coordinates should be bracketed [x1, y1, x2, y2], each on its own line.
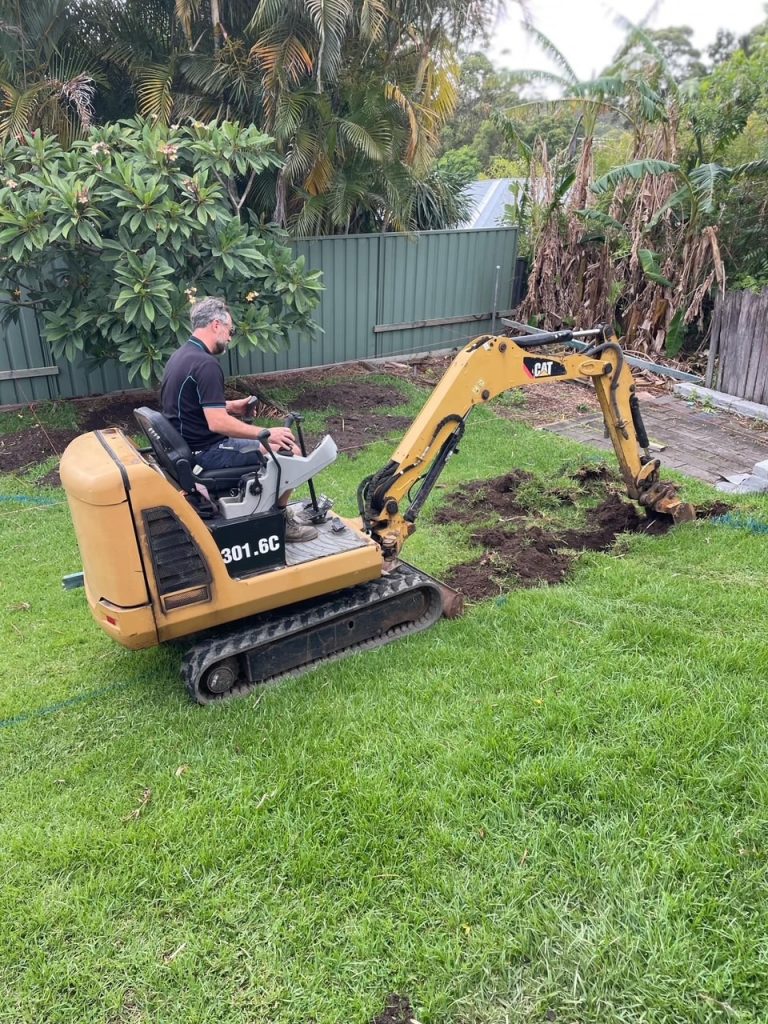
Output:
[2, 0, 503, 232]
[0, 0, 101, 143]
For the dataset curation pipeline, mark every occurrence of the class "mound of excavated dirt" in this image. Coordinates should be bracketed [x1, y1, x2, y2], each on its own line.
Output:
[324, 414, 413, 456]
[437, 471, 706, 602]
[433, 470, 534, 524]
[273, 381, 414, 455]
[280, 380, 404, 415]
[78, 390, 159, 433]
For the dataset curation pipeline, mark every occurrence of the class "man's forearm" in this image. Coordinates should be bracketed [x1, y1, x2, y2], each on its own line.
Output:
[206, 410, 266, 441]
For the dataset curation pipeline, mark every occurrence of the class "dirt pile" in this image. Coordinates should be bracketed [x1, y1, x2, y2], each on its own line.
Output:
[438, 469, 691, 601]
[78, 390, 158, 433]
[0, 427, 80, 476]
[433, 470, 534, 524]
[2, 372, 413, 483]
[280, 380, 402, 414]
[279, 380, 413, 455]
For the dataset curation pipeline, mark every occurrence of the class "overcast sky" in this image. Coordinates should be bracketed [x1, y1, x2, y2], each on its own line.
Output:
[487, 0, 768, 79]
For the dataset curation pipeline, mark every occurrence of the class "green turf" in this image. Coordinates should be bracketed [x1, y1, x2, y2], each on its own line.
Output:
[0, 399, 80, 434]
[2, 391, 768, 1024]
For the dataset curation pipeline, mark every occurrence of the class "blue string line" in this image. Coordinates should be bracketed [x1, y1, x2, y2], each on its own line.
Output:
[0, 494, 58, 506]
[0, 680, 135, 730]
[711, 513, 768, 535]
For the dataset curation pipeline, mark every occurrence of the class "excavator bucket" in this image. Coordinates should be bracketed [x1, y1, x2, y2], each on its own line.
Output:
[638, 480, 696, 524]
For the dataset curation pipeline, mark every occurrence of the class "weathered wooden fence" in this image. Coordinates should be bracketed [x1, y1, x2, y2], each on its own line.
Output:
[0, 226, 519, 407]
[710, 287, 768, 403]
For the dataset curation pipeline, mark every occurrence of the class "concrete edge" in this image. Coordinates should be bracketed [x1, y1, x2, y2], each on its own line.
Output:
[674, 383, 768, 424]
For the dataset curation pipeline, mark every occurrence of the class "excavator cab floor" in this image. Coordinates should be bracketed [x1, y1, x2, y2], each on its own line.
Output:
[284, 510, 371, 567]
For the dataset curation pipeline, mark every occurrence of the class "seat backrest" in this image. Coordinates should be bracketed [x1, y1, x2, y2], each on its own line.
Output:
[134, 407, 197, 492]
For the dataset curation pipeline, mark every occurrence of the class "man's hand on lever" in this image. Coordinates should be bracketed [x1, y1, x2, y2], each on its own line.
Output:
[263, 426, 299, 455]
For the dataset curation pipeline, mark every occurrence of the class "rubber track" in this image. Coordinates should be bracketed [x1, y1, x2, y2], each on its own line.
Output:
[182, 563, 443, 704]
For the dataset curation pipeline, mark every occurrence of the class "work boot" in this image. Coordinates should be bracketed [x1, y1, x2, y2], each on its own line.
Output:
[283, 506, 318, 543]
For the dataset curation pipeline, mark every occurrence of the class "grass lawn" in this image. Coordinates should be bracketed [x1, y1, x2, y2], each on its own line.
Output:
[2, 385, 768, 1024]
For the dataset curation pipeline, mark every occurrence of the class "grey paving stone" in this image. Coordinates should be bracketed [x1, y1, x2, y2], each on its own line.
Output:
[542, 391, 768, 485]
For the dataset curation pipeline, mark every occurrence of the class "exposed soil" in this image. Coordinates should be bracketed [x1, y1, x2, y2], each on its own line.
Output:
[323, 413, 414, 456]
[0, 426, 80, 476]
[437, 469, 726, 602]
[273, 380, 403, 414]
[490, 379, 601, 427]
[370, 994, 416, 1024]
[78, 389, 159, 433]
[433, 470, 534, 525]
[1, 370, 413, 483]
[236, 377, 413, 455]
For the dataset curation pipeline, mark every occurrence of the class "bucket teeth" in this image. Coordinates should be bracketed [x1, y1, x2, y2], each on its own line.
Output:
[638, 480, 696, 524]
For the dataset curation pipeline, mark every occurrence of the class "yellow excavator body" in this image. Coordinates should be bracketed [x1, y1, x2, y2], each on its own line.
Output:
[61, 428, 383, 652]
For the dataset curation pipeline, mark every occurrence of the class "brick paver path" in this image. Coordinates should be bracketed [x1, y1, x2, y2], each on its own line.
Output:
[545, 393, 768, 485]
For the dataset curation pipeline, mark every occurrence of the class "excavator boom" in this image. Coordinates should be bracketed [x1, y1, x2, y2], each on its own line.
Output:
[360, 327, 694, 555]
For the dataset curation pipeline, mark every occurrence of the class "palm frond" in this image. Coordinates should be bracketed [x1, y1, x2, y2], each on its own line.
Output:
[687, 163, 736, 215]
[522, 24, 577, 83]
[135, 62, 175, 123]
[591, 159, 680, 195]
[250, 34, 313, 87]
[336, 118, 386, 160]
[384, 80, 419, 163]
[246, 0, 296, 35]
[174, 0, 200, 46]
[305, 0, 351, 87]
[358, 0, 386, 43]
[0, 82, 42, 141]
[303, 149, 334, 194]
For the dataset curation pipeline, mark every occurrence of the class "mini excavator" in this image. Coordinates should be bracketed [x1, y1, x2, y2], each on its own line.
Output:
[61, 326, 694, 704]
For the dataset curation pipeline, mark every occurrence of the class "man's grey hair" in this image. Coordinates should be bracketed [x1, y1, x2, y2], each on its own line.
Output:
[190, 297, 231, 329]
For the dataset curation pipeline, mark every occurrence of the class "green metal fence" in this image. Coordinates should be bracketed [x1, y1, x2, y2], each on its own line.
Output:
[0, 226, 518, 407]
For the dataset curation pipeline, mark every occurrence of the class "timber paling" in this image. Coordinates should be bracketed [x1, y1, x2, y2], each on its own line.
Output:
[711, 288, 768, 404]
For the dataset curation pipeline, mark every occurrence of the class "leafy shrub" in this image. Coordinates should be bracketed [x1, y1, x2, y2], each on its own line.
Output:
[0, 119, 323, 382]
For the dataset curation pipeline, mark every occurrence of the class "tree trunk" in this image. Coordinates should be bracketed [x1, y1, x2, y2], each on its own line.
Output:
[211, 0, 221, 52]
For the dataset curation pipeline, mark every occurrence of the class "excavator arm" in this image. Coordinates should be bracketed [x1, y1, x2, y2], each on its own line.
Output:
[359, 326, 695, 557]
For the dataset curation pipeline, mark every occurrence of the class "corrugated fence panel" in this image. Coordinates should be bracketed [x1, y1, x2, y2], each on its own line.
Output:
[54, 351, 134, 399]
[376, 227, 517, 359]
[228, 234, 381, 376]
[1, 227, 518, 404]
[0, 306, 58, 406]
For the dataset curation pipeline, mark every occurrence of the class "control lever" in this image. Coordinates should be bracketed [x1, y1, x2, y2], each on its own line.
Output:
[284, 411, 332, 524]
[242, 395, 260, 422]
[255, 429, 283, 508]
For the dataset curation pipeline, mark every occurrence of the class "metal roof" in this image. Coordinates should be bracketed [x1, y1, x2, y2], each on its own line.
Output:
[458, 178, 523, 230]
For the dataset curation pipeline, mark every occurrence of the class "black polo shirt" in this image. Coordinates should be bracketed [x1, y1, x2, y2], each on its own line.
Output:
[160, 337, 226, 451]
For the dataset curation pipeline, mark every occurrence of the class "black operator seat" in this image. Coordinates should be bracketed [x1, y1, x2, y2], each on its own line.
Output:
[133, 407, 256, 497]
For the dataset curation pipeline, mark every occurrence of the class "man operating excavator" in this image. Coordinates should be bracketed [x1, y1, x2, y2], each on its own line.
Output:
[159, 296, 317, 542]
